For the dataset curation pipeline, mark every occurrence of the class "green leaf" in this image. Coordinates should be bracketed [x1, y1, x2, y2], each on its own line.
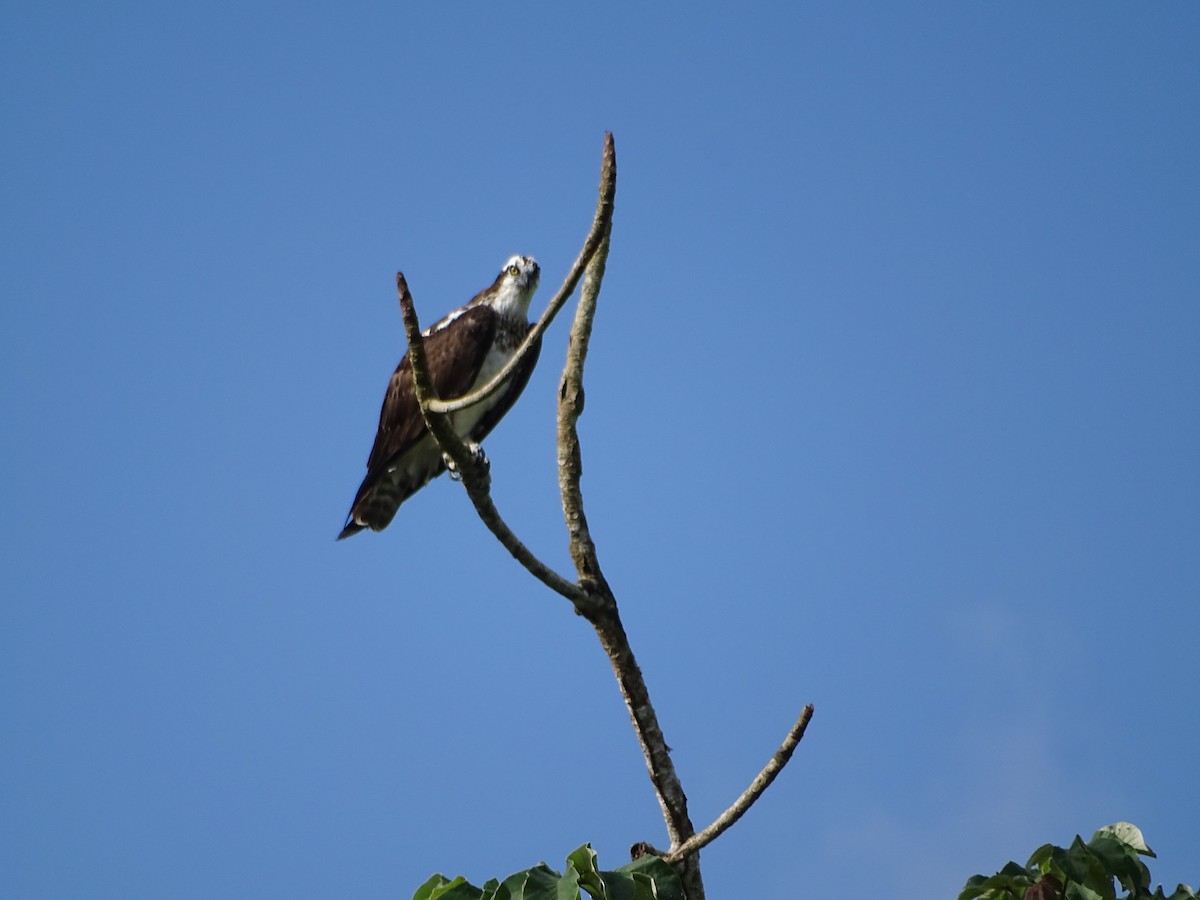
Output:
[999, 861, 1032, 879]
[413, 874, 456, 900]
[957, 873, 992, 900]
[1094, 822, 1155, 858]
[1056, 837, 1113, 897]
[568, 844, 604, 899]
[411, 874, 487, 900]
[1028, 843, 1059, 871]
[617, 856, 684, 900]
[412, 848, 682, 900]
[961, 825, 1190, 900]
[499, 863, 569, 900]
[629, 874, 655, 900]
[1088, 834, 1151, 893]
[957, 863, 1034, 900]
[956, 880, 982, 899]
[1063, 883, 1105, 900]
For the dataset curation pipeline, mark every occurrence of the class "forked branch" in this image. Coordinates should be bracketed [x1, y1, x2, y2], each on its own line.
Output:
[428, 134, 618, 417]
[552, 137, 707, 899]
[395, 274, 585, 606]
[396, 133, 811, 900]
[665, 706, 815, 864]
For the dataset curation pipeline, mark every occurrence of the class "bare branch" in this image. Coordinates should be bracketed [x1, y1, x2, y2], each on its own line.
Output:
[557, 224, 611, 597]
[552, 137, 705, 900]
[401, 134, 810, 900]
[590, 612, 703, 898]
[429, 132, 618, 416]
[394, 273, 587, 605]
[390, 133, 618, 605]
[664, 705, 815, 865]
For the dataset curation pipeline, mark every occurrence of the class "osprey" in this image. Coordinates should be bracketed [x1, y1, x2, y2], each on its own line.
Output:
[337, 255, 542, 540]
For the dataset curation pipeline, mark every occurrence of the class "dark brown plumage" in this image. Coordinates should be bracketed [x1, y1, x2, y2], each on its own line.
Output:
[338, 256, 541, 539]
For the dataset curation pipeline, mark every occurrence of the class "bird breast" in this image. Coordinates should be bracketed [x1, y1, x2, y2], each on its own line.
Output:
[449, 338, 518, 437]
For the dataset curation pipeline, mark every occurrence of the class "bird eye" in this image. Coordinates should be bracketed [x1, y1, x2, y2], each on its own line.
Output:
[506, 264, 520, 277]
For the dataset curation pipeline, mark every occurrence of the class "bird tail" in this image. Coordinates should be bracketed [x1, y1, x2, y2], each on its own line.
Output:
[336, 457, 446, 540]
[336, 520, 366, 540]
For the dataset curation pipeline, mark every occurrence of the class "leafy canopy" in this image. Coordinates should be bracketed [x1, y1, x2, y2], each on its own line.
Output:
[413, 844, 683, 900]
[959, 822, 1195, 900]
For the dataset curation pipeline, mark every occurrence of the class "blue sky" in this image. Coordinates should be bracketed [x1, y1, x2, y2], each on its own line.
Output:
[2, 3, 1197, 898]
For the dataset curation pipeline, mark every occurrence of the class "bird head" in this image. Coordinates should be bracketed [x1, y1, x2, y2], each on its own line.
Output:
[485, 255, 540, 319]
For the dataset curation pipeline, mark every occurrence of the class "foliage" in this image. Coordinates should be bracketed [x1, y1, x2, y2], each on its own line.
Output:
[412, 844, 683, 900]
[959, 823, 1195, 900]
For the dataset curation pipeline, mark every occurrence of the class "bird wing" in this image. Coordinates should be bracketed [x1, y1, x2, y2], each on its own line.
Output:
[364, 306, 497, 474]
[338, 306, 497, 538]
[468, 322, 542, 444]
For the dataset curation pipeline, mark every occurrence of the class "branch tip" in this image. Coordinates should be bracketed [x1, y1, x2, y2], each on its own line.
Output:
[665, 705, 815, 865]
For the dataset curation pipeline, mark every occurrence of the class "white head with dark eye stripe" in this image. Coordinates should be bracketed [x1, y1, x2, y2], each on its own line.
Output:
[483, 255, 540, 319]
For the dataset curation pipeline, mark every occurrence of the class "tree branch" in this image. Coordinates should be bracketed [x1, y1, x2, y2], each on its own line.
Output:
[398, 133, 810, 900]
[390, 133, 617, 605]
[394, 273, 587, 606]
[664, 705, 815, 865]
[553, 139, 705, 900]
[428, 132, 618, 417]
[557, 230, 610, 603]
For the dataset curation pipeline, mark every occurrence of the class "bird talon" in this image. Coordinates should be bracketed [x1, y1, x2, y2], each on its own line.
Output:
[466, 441, 491, 489]
[443, 443, 489, 483]
[466, 441, 490, 472]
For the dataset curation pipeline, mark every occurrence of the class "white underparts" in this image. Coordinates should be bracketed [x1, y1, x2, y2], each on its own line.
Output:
[448, 339, 516, 437]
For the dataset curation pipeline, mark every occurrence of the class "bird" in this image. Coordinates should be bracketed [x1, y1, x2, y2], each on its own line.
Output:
[337, 255, 543, 539]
